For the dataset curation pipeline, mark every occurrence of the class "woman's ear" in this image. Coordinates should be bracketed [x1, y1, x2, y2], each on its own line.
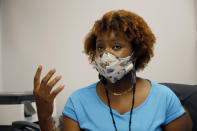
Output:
[132, 56, 137, 64]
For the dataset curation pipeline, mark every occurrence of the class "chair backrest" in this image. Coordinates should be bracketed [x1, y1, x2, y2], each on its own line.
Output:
[160, 83, 197, 131]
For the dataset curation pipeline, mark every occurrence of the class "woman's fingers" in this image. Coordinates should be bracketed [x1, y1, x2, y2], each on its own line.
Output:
[34, 65, 42, 91]
[50, 84, 65, 100]
[47, 75, 62, 92]
[40, 68, 56, 89]
[34, 65, 64, 100]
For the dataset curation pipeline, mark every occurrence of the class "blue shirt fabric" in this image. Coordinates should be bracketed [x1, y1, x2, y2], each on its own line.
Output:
[62, 80, 185, 131]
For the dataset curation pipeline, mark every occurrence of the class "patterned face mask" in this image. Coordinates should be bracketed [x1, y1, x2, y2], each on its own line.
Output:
[94, 52, 134, 83]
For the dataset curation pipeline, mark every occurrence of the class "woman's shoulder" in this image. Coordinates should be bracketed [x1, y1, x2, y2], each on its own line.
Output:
[148, 79, 183, 111]
[148, 79, 177, 97]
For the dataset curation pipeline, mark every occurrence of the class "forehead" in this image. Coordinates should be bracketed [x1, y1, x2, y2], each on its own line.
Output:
[109, 31, 115, 39]
[96, 31, 129, 42]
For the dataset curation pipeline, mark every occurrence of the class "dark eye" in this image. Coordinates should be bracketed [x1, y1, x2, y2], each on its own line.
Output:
[96, 45, 105, 51]
[112, 44, 122, 50]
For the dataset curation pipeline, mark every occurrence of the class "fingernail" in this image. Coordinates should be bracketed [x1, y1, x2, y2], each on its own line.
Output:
[38, 64, 42, 69]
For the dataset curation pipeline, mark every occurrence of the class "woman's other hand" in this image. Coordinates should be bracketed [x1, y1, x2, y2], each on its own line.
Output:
[33, 65, 64, 121]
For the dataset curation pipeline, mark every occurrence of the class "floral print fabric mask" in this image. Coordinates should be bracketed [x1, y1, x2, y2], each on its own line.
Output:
[94, 52, 134, 83]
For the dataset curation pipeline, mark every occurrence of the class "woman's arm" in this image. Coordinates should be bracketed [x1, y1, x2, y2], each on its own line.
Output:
[39, 116, 58, 131]
[164, 113, 187, 131]
[33, 65, 64, 131]
[164, 106, 192, 131]
[183, 106, 193, 131]
[38, 114, 82, 131]
[63, 115, 81, 131]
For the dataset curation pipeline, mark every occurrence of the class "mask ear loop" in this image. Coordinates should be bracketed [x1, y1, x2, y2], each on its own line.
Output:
[99, 74, 107, 85]
[131, 61, 136, 84]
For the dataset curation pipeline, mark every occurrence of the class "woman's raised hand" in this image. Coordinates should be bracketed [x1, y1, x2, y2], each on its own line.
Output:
[33, 65, 64, 121]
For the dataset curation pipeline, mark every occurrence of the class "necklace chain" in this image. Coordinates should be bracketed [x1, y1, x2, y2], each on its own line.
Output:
[105, 83, 136, 131]
[106, 86, 133, 96]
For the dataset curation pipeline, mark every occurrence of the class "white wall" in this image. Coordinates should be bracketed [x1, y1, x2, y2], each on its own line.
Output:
[0, 0, 3, 92]
[1, 0, 197, 115]
[137, 0, 197, 84]
[196, 0, 197, 30]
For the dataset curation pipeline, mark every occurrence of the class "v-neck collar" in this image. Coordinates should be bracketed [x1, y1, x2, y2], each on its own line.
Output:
[94, 79, 153, 116]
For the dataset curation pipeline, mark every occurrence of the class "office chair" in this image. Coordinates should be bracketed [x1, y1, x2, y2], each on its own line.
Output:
[12, 121, 40, 131]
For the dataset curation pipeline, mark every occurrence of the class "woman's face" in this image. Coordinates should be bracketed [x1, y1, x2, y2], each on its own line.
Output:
[95, 31, 133, 58]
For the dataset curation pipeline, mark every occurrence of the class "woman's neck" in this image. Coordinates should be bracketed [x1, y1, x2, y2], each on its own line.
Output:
[101, 73, 140, 93]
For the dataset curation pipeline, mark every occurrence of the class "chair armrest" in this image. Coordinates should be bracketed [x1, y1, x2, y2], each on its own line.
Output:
[12, 121, 40, 131]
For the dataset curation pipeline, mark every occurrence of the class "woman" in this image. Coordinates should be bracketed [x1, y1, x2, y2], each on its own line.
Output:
[33, 10, 190, 131]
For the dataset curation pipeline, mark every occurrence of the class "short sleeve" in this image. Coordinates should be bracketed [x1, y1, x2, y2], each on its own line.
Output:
[62, 97, 78, 122]
[163, 88, 186, 125]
